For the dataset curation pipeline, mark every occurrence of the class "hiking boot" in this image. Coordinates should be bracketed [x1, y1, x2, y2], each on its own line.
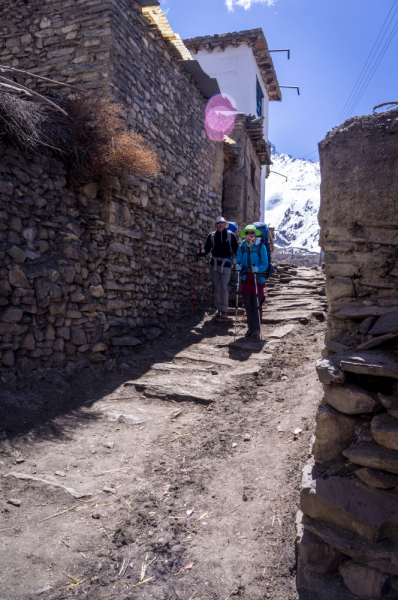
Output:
[251, 329, 261, 339]
[218, 312, 229, 321]
[244, 329, 253, 337]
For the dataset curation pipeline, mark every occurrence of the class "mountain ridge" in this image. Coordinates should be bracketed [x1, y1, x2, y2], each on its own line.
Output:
[264, 151, 321, 252]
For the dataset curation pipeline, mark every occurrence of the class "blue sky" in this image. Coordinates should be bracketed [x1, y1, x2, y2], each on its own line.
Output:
[163, 0, 398, 161]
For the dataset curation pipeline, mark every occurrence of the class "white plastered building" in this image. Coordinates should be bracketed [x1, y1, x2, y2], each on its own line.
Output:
[184, 30, 282, 221]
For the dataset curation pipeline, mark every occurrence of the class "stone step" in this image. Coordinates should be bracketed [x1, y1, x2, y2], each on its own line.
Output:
[263, 311, 312, 323]
[264, 324, 294, 338]
[303, 514, 398, 576]
[343, 443, 398, 474]
[129, 382, 215, 404]
[165, 350, 235, 367]
[300, 464, 398, 542]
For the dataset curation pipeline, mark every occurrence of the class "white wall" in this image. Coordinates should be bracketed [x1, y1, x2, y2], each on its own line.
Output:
[195, 43, 270, 221]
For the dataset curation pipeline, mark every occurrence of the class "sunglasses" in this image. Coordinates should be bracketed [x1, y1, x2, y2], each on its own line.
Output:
[245, 231, 255, 236]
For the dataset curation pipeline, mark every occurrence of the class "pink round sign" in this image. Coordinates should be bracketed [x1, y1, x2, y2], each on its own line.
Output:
[205, 93, 237, 142]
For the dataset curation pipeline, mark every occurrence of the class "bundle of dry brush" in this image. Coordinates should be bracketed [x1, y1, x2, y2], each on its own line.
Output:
[0, 89, 159, 188]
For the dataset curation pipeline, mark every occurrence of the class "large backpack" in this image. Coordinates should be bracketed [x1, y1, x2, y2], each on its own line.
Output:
[252, 221, 274, 279]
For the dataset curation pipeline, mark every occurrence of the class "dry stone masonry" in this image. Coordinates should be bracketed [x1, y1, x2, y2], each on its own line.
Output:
[297, 108, 398, 599]
[0, 0, 226, 374]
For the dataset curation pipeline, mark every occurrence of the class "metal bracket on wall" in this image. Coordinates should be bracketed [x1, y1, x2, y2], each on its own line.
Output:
[280, 86, 300, 96]
[269, 49, 290, 60]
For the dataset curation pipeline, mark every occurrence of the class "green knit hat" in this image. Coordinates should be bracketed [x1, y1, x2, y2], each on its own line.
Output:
[240, 224, 262, 237]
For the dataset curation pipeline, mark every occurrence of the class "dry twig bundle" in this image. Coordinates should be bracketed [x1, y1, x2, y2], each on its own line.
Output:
[0, 88, 159, 188]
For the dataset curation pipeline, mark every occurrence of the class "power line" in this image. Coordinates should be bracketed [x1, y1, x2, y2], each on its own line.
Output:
[336, 0, 398, 125]
[346, 19, 398, 119]
[301, 149, 319, 160]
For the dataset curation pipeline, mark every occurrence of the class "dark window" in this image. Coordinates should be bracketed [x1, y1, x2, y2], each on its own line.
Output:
[256, 76, 264, 117]
[251, 161, 256, 187]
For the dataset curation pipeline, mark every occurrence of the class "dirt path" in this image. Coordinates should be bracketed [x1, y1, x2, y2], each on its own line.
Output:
[0, 266, 326, 600]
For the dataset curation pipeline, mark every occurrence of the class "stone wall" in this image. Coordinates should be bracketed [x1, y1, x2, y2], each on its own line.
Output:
[297, 108, 398, 599]
[0, 0, 224, 374]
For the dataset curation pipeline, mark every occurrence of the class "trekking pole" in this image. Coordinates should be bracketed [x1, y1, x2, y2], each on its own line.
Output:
[254, 273, 262, 340]
[192, 242, 201, 316]
[234, 271, 240, 340]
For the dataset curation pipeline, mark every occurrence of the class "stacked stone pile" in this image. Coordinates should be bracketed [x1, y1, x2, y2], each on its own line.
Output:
[297, 108, 398, 599]
[0, 0, 224, 374]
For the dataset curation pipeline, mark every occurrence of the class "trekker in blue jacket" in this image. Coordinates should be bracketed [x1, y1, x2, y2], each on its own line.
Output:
[236, 224, 268, 338]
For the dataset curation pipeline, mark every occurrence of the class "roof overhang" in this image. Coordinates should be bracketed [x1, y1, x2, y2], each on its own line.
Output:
[183, 30, 282, 102]
[225, 114, 272, 166]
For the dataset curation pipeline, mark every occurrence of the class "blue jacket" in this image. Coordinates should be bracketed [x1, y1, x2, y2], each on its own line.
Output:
[236, 240, 268, 284]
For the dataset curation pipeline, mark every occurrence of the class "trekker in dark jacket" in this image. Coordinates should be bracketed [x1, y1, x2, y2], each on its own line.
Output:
[197, 216, 239, 320]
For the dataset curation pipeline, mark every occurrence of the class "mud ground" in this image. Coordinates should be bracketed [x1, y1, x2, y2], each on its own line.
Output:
[0, 308, 325, 600]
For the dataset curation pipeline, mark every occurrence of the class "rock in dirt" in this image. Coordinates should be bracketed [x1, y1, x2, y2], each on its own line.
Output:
[303, 514, 398, 576]
[371, 413, 398, 451]
[103, 487, 116, 494]
[103, 441, 115, 449]
[355, 467, 398, 490]
[344, 443, 398, 474]
[339, 560, 388, 600]
[312, 405, 355, 466]
[54, 470, 66, 477]
[32, 584, 52, 596]
[301, 465, 398, 542]
[316, 358, 346, 384]
[4, 472, 91, 499]
[244, 433, 251, 441]
[7, 498, 21, 507]
[92, 511, 101, 519]
[323, 383, 381, 414]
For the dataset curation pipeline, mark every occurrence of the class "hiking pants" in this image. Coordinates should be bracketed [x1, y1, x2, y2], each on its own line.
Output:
[210, 264, 231, 313]
[243, 294, 263, 331]
[242, 273, 265, 331]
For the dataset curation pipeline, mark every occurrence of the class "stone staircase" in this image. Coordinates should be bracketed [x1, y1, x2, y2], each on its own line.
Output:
[122, 264, 326, 408]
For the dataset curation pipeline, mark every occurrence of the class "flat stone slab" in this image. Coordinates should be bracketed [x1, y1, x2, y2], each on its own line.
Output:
[102, 411, 145, 427]
[263, 311, 311, 323]
[338, 352, 398, 379]
[264, 324, 294, 338]
[323, 383, 381, 414]
[229, 339, 266, 351]
[343, 443, 398, 474]
[132, 383, 215, 404]
[356, 333, 398, 351]
[151, 363, 210, 373]
[336, 306, 394, 319]
[3, 472, 92, 499]
[371, 413, 398, 451]
[303, 515, 398, 576]
[166, 350, 235, 367]
[355, 467, 398, 490]
[301, 466, 398, 542]
[369, 311, 398, 336]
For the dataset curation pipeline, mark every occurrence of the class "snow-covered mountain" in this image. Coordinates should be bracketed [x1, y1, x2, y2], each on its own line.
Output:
[264, 151, 321, 252]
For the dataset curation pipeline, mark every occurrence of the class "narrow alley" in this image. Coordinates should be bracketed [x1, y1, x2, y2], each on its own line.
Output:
[0, 266, 326, 600]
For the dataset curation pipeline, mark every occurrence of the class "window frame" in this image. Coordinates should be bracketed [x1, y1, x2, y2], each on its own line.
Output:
[256, 76, 264, 118]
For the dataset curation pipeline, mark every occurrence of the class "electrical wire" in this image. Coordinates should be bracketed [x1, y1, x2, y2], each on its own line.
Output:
[346, 19, 398, 119]
[336, 0, 398, 125]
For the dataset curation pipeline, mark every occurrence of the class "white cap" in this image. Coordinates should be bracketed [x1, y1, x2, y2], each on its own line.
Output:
[216, 216, 227, 223]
